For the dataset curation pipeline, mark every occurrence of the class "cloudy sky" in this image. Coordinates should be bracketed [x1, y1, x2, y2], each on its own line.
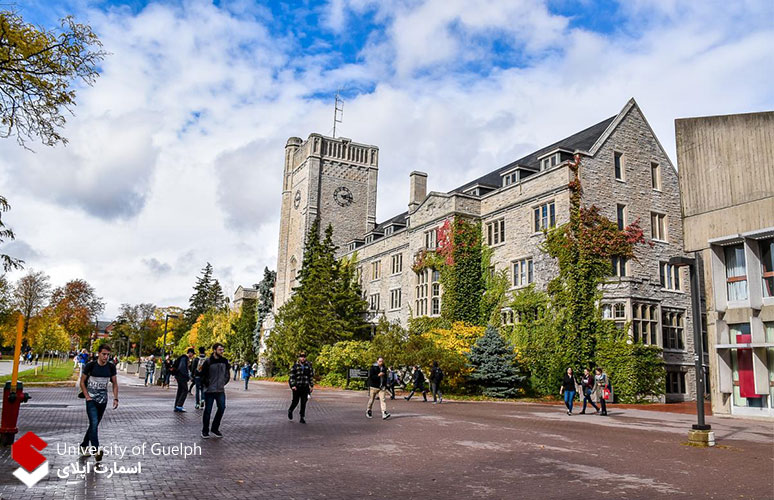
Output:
[1, 0, 772, 318]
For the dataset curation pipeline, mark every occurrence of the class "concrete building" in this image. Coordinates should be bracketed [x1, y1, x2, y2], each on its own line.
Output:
[274, 98, 699, 401]
[676, 111, 774, 418]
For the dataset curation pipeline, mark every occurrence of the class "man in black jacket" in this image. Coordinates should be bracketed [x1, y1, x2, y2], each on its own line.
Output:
[200, 343, 230, 438]
[173, 348, 195, 412]
[430, 361, 444, 404]
[404, 365, 428, 402]
[288, 351, 314, 424]
[366, 357, 391, 420]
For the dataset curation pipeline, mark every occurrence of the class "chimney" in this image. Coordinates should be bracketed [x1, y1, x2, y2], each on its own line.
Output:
[409, 171, 428, 212]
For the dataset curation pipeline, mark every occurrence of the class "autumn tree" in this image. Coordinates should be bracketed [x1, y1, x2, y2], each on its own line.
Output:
[13, 269, 51, 343]
[0, 10, 106, 148]
[0, 196, 22, 271]
[112, 303, 156, 357]
[50, 278, 104, 348]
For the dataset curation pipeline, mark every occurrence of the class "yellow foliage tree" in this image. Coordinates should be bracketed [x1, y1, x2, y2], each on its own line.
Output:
[422, 321, 484, 356]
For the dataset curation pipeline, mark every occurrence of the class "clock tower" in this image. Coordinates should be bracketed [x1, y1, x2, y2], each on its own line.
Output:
[274, 133, 379, 312]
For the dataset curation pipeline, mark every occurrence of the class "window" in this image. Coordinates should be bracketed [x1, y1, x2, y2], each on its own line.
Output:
[369, 293, 380, 311]
[651, 162, 661, 190]
[614, 152, 624, 181]
[632, 303, 658, 345]
[662, 309, 685, 350]
[651, 212, 667, 241]
[501, 309, 514, 326]
[602, 302, 627, 329]
[611, 256, 627, 277]
[540, 153, 561, 171]
[534, 201, 556, 232]
[389, 289, 402, 310]
[659, 262, 681, 290]
[725, 244, 748, 301]
[384, 226, 394, 236]
[512, 258, 534, 287]
[487, 219, 506, 245]
[371, 260, 381, 280]
[666, 371, 686, 394]
[355, 267, 363, 284]
[425, 228, 438, 250]
[431, 270, 441, 315]
[502, 172, 518, 186]
[616, 204, 626, 231]
[761, 238, 774, 298]
[391, 253, 403, 275]
[365, 235, 373, 244]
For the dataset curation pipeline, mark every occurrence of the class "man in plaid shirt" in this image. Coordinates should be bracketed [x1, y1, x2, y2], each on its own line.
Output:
[288, 351, 314, 424]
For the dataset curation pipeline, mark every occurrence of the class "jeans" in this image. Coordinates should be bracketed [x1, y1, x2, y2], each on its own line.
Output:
[144, 371, 154, 386]
[367, 387, 388, 414]
[289, 386, 309, 418]
[431, 382, 443, 402]
[563, 390, 576, 412]
[388, 383, 395, 399]
[244, 376, 250, 390]
[194, 377, 203, 405]
[405, 386, 427, 401]
[81, 400, 107, 449]
[174, 376, 189, 408]
[202, 392, 226, 434]
[581, 389, 599, 413]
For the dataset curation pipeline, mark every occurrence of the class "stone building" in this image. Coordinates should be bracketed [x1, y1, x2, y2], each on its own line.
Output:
[676, 111, 774, 418]
[274, 98, 698, 401]
[233, 285, 258, 312]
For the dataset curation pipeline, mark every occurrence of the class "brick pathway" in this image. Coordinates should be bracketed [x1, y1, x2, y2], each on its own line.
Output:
[0, 377, 772, 499]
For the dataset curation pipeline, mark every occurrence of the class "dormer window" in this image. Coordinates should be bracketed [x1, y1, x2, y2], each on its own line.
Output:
[540, 153, 561, 171]
[384, 226, 394, 236]
[365, 235, 373, 244]
[502, 172, 518, 186]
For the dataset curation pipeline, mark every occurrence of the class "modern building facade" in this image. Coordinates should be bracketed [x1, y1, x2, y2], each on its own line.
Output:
[676, 111, 774, 418]
[274, 98, 699, 401]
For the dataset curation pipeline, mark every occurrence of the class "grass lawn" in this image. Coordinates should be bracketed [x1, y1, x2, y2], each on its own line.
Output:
[0, 361, 77, 384]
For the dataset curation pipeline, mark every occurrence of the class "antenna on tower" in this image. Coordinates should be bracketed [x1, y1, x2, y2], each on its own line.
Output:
[332, 90, 344, 138]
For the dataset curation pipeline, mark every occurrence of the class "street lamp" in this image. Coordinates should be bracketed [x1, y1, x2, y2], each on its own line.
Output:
[161, 313, 179, 363]
[668, 255, 712, 439]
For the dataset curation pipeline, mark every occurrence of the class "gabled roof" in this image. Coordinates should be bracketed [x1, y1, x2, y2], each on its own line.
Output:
[452, 114, 616, 194]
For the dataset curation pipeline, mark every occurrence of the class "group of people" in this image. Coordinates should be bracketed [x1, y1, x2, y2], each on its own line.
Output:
[559, 367, 610, 416]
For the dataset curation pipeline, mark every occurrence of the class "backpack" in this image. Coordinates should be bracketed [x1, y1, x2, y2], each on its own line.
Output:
[436, 368, 444, 383]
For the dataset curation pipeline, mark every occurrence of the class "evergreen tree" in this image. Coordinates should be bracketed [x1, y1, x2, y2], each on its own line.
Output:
[268, 219, 368, 370]
[229, 298, 257, 363]
[253, 267, 276, 352]
[209, 279, 227, 311]
[467, 326, 523, 398]
[187, 263, 214, 324]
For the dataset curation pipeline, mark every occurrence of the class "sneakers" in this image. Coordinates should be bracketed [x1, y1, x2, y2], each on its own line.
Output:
[201, 431, 210, 439]
[195, 403, 200, 410]
[382, 412, 391, 420]
[579, 411, 586, 414]
[366, 410, 373, 419]
[174, 406, 186, 412]
[212, 430, 223, 438]
[95, 450, 104, 462]
[439, 396, 443, 404]
[288, 410, 293, 420]
[79, 445, 91, 458]
[299, 418, 306, 424]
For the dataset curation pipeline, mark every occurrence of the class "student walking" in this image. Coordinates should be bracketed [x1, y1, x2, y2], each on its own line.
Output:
[79, 344, 119, 462]
[191, 347, 206, 409]
[162, 355, 173, 388]
[579, 368, 600, 414]
[591, 367, 609, 416]
[429, 361, 444, 404]
[200, 343, 230, 438]
[387, 367, 399, 400]
[173, 348, 195, 412]
[144, 355, 156, 387]
[288, 352, 314, 424]
[366, 357, 390, 420]
[559, 367, 577, 415]
[404, 365, 428, 402]
[241, 362, 253, 390]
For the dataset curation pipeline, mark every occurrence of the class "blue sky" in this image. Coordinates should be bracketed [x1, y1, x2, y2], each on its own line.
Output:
[2, 0, 773, 316]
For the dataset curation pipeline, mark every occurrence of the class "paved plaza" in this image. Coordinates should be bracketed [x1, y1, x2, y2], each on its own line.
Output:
[1, 375, 772, 499]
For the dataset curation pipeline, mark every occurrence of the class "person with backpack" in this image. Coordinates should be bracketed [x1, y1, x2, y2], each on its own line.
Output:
[591, 367, 609, 416]
[78, 344, 119, 462]
[241, 361, 253, 390]
[404, 365, 428, 402]
[190, 347, 207, 409]
[173, 348, 195, 412]
[200, 343, 230, 438]
[366, 357, 390, 420]
[288, 351, 314, 424]
[579, 368, 600, 414]
[429, 361, 444, 404]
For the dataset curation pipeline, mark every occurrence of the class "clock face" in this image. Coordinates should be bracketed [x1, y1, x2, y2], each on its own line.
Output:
[334, 186, 353, 207]
[293, 190, 301, 208]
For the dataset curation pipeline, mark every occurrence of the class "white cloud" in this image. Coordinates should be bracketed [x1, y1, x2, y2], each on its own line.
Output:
[0, 0, 771, 318]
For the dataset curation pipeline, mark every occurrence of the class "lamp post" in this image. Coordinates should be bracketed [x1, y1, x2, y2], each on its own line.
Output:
[161, 313, 179, 363]
[669, 254, 712, 442]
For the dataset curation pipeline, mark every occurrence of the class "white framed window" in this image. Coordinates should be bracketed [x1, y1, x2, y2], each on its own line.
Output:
[533, 201, 556, 232]
[602, 302, 627, 329]
[501, 308, 514, 326]
[616, 204, 626, 231]
[725, 244, 748, 301]
[431, 270, 441, 316]
[540, 153, 560, 171]
[611, 256, 627, 277]
[487, 218, 506, 246]
[371, 260, 381, 280]
[355, 266, 363, 284]
[369, 293, 380, 311]
[384, 226, 394, 236]
[512, 258, 534, 287]
[389, 289, 402, 310]
[651, 162, 661, 190]
[662, 309, 685, 350]
[659, 262, 681, 290]
[614, 151, 625, 181]
[502, 172, 518, 186]
[415, 270, 428, 316]
[632, 302, 658, 345]
[391, 253, 403, 275]
[425, 228, 438, 250]
[651, 212, 667, 241]
[365, 235, 373, 244]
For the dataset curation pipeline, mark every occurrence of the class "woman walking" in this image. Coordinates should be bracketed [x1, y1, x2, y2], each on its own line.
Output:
[591, 367, 609, 416]
[579, 368, 600, 414]
[559, 367, 577, 415]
